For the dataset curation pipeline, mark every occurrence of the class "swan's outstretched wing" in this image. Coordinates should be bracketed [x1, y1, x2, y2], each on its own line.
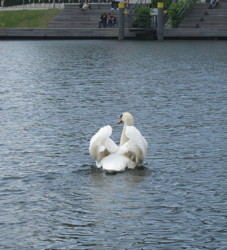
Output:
[122, 125, 148, 166]
[89, 125, 119, 165]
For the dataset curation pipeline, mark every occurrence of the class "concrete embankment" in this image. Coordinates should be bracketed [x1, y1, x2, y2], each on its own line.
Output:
[0, 27, 135, 39]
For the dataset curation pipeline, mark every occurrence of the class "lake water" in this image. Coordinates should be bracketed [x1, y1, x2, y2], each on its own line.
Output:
[0, 40, 226, 249]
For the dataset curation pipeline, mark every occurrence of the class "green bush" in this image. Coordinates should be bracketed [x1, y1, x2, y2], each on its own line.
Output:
[168, 0, 185, 27]
[133, 6, 151, 28]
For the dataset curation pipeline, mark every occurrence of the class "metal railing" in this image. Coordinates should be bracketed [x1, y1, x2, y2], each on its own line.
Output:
[165, 0, 195, 27]
[178, 0, 194, 17]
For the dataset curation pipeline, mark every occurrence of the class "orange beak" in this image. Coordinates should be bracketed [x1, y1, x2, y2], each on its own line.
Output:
[118, 118, 123, 124]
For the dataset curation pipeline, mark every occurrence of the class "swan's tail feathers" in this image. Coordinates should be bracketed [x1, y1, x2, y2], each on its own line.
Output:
[100, 154, 136, 173]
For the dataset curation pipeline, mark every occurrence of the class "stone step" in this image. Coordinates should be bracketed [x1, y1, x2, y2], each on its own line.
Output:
[64, 3, 113, 8]
[53, 15, 109, 21]
[187, 9, 227, 15]
[48, 23, 120, 28]
[164, 27, 227, 37]
[180, 20, 227, 26]
[179, 23, 227, 28]
[0, 28, 136, 38]
[60, 8, 118, 13]
[192, 3, 210, 8]
[48, 22, 129, 28]
[187, 10, 227, 16]
[63, 3, 119, 11]
[182, 16, 227, 21]
[59, 10, 118, 15]
[53, 13, 118, 21]
[192, 2, 227, 8]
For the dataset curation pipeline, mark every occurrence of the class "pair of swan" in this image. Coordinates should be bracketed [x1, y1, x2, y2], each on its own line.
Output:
[89, 112, 148, 173]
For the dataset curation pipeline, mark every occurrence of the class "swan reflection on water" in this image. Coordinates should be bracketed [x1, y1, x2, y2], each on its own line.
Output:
[88, 165, 152, 211]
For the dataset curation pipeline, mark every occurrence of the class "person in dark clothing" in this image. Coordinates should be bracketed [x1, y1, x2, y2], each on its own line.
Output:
[107, 13, 117, 27]
[99, 13, 107, 28]
[111, 0, 117, 10]
[210, 0, 220, 8]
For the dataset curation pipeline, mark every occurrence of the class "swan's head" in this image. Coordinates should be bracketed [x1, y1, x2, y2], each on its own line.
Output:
[118, 112, 134, 126]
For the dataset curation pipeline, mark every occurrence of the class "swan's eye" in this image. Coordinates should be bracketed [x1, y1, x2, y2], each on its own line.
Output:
[120, 115, 123, 119]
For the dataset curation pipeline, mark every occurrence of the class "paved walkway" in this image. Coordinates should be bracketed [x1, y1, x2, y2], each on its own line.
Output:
[0, 3, 64, 10]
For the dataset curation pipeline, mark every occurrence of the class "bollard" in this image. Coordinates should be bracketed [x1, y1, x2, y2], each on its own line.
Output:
[157, 2, 164, 40]
[118, 2, 125, 40]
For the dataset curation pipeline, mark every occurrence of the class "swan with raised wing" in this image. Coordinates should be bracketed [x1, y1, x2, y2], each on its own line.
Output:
[89, 112, 148, 173]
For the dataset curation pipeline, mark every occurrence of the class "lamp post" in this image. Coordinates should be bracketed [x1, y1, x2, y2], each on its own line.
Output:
[53, 0, 55, 8]
[118, 2, 125, 40]
[157, 2, 164, 40]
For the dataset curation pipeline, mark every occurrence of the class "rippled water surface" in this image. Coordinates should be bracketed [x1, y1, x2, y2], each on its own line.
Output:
[0, 40, 226, 249]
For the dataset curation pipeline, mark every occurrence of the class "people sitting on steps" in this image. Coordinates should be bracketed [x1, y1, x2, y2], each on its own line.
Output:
[99, 13, 108, 28]
[99, 13, 117, 28]
[107, 13, 117, 27]
[79, 0, 90, 10]
[210, 0, 220, 8]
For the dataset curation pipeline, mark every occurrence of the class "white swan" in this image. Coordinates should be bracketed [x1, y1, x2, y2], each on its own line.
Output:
[89, 112, 148, 173]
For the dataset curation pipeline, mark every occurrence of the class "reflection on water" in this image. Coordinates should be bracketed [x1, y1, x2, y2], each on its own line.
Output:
[0, 40, 226, 249]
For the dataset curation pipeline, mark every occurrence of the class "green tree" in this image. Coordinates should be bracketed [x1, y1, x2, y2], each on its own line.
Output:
[133, 6, 151, 28]
[168, 0, 185, 27]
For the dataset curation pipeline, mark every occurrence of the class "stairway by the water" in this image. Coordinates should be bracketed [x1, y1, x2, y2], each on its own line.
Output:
[164, 1, 227, 39]
[0, 3, 156, 39]
[48, 3, 135, 38]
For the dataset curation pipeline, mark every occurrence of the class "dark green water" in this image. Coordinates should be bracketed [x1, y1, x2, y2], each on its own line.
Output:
[0, 40, 226, 249]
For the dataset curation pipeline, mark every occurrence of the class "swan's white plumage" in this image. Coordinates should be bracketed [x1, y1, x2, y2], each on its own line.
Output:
[124, 125, 148, 165]
[89, 125, 118, 163]
[89, 113, 148, 172]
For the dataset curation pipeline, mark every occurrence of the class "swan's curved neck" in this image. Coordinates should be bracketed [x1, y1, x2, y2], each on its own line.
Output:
[120, 124, 128, 146]
[119, 112, 134, 146]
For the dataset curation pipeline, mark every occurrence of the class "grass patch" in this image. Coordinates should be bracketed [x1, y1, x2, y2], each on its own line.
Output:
[0, 9, 60, 28]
